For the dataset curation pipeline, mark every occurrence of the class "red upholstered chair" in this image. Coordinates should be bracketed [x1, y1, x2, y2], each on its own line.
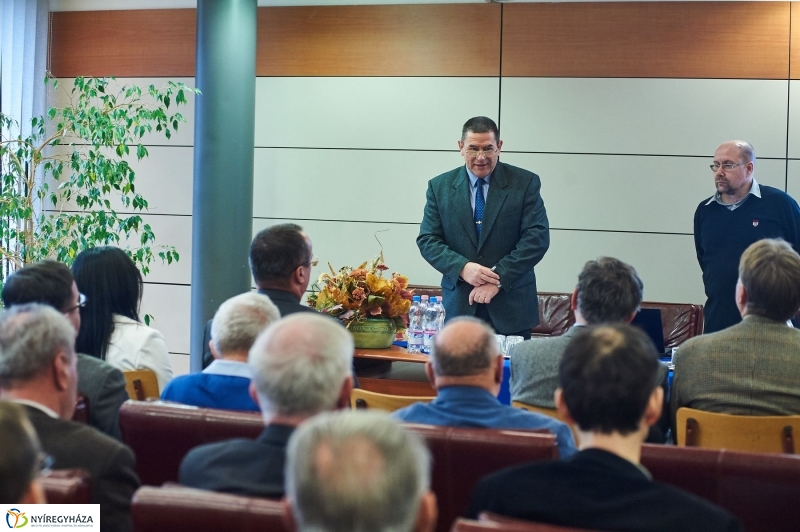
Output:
[40, 469, 92, 504]
[452, 516, 604, 532]
[641, 443, 800, 532]
[119, 401, 264, 486]
[131, 485, 288, 532]
[402, 424, 558, 532]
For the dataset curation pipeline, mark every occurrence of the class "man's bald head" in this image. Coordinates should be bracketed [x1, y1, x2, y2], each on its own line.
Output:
[249, 313, 353, 417]
[718, 140, 755, 164]
[430, 317, 499, 377]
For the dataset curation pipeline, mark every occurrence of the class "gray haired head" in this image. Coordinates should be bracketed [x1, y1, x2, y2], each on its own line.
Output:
[431, 316, 498, 377]
[249, 312, 352, 417]
[211, 292, 281, 355]
[286, 410, 431, 532]
[0, 304, 76, 388]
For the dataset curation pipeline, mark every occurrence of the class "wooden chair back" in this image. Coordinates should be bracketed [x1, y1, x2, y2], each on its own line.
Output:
[351, 388, 435, 412]
[512, 400, 578, 443]
[452, 515, 604, 532]
[123, 369, 160, 400]
[676, 407, 800, 454]
[40, 469, 92, 504]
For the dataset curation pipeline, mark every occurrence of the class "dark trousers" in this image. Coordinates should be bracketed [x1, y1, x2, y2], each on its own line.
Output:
[474, 304, 532, 340]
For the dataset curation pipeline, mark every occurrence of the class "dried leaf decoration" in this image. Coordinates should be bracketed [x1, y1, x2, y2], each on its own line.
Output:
[307, 251, 413, 332]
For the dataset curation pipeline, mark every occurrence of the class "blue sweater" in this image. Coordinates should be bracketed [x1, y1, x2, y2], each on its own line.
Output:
[392, 385, 576, 458]
[694, 185, 800, 333]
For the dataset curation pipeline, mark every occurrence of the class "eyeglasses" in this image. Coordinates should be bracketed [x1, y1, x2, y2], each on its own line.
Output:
[710, 162, 747, 172]
[63, 293, 86, 314]
[463, 146, 498, 158]
[301, 255, 319, 268]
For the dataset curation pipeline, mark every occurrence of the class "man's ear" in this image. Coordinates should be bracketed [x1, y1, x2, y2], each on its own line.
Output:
[457, 140, 464, 151]
[569, 288, 579, 312]
[336, 375, 354, 410]
[424, 361, 436, 388]
[625, 310, 638, 324]
[414, 491, 438, 532]
[52, 351, 71, 393]
[735, 279, 748, 317]
[643, 386, 664, 428]
[554, 389, 575, 426]
[281, 498, 298, 532]
[494, 355, 503, 385]
[249, 382, 259, 405]
[209, 340, 222, 360]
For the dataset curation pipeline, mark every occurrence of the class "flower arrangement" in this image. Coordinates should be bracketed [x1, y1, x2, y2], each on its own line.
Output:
[307, 252, 413, 332]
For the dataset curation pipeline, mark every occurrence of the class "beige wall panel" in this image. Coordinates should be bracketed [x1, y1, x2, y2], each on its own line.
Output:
[787, 80, 800, 158]
[501, 78, 788, 158]
[786, 160, 800, 198]
[257, 4, 500, 77]
[503, 2, 790, 79]
[49, 77, 197, 148]
[140, 283, 191, 356]
[113, 147, 193, 216]
[538, 230, 704, 305]
[502, 153, 787, 234]
[253, 148, 462, 221]
[170, 353, 190, 378]
[254, 77, 498, 150]
[252, 219, 440, 290]
[127, 214, 192, 285]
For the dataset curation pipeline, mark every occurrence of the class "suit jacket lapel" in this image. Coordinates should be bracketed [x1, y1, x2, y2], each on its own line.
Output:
[478, 162, 508, 251]
[452, 167, 478, 249]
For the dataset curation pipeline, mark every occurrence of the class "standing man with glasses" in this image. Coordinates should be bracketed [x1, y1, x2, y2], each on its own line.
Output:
[417, 116, 549, 339]
[695, 140, 800, 333]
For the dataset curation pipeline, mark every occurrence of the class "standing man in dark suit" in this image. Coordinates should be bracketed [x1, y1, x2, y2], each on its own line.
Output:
[418, 116, 549, 338]
[202, 223, 317, 366]
[0, 304, 139, 532]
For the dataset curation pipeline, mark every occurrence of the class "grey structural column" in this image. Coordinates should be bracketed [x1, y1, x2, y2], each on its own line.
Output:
[190, 0, 257, 372]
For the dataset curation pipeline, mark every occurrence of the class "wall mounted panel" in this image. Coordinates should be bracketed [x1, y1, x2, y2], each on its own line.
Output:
[257, 4, 500, 76]
[140, 283, 191, 355]
[539, 230, 704, 304]
[788, 80, 800, 158]
[786, 160, 800, 198]
[792, 3, 800, 79]
[253, 148, 459, 222]
[115, 214, 192, 286]
[502, 153, 786, 234]
[255, 77, 498, 150]
[50, 10, 196, 77]
[501, 78, 788, 158]
[503, 2, 790, 79]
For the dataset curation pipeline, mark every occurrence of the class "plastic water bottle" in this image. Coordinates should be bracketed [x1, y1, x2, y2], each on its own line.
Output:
[435, 296, 446, 330]
[407, 296, 424, 353]
[423, 296, 440, 355]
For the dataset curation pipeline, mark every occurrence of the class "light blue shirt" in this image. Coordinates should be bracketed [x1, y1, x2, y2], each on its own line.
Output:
[392, 385, 576, 458]
[466, 166, 491, 214]
[705, 178, 761, 211]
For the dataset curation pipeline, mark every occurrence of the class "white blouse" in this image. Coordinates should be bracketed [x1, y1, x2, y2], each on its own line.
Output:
[105, 314, 173, 392]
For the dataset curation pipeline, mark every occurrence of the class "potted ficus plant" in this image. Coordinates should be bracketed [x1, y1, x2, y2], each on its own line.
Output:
[0, 75, 198, 285]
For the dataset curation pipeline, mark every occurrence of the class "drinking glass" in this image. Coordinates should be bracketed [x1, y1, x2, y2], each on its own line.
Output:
[494, 334, 506, 356]
[504, 335, 524, 356]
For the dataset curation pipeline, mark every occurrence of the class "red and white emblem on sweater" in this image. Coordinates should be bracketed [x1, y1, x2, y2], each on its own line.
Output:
[753, 220, 759, 227]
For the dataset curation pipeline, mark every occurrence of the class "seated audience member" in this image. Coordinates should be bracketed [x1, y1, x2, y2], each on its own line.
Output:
[179, 313, 353, 497]
[468, 324, 743, 532]
[673, 238, 800, 416]
[285, 410, 436, 532]
[1, 261, 128, 440]
[511, 257, 643, 408]
[161, 293, 279, 411]
[392, 317, 576, 458]
[0, 305, 140, 532]
[202, 223, 317, 367]
[72, 246, 173, 391]
[0, 400, 46, 505]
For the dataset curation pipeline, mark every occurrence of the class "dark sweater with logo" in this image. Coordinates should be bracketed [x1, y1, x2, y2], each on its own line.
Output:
[694, 185, 800, 334]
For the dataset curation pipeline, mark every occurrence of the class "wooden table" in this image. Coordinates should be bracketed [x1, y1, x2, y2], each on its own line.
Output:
[354, 345, 436, 396]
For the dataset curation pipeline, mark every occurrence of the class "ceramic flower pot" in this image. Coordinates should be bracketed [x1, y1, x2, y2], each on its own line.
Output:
[348, 318, 397, 349]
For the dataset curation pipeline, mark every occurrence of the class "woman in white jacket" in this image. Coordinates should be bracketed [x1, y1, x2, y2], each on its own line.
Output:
[72, 246, 173, 392]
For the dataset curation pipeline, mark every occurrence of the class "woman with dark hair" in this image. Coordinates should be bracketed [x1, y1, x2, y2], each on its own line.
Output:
[72, 246, 173, 391]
